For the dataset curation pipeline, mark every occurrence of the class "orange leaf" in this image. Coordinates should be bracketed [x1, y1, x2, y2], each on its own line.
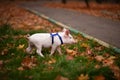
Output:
[17, 44, 24, 49]
[94, 64, 101, 69]
[77, 74, 89, 80]
[102, 58, 114, 66]
[48, 58, 56, 64]
[21, 56, 37, 69]
[55, 75, 69, 80]
[66, 49, 77, 56]
[95, 55, 104, 62]
[110, 65, 120, 80]
[66, 55, 74, 60]
[18, 66, 24, 71]
[94, 75, 105, 80]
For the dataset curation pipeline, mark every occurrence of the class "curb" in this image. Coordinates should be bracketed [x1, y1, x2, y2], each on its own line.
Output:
[25, 7, 120, 54]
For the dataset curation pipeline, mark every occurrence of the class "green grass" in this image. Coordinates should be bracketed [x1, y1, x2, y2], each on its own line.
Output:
[0, 24, 119, 80]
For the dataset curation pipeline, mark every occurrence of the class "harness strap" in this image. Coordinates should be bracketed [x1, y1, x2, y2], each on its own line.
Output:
[50, 33, 63, 45]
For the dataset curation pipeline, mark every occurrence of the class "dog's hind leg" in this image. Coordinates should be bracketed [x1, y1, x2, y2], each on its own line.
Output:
[26, 41, 34, 54]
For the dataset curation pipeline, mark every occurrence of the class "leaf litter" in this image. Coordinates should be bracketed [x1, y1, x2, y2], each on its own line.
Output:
[18, 56, 37, 70]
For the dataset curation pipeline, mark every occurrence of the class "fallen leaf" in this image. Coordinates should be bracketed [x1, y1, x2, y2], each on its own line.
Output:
[17, 66, 24, 71]
[109, 64, 120, 80]
[94, 75, 105, 80]
[0, 60, 3, 69]
[77, 74, 89, 80]
[108, 56, 116, 60]
[7, 43, 14, 48]
[102, 56, 115, 66]
[17, 44, 24, 49]
[66, 55, 74, 60]
[94, 46, 104, 51]
[1, 49, 8, 55]
[95, 55, 104, 62]
[81, 43, 89, 48]
[102, 58, 114, 66]
[25, 76, 33, 79]
[66, 49, 77, 56]
[1, 35, 9, 39]
[94, 64, 101, 69]
[79, 52, 86, 56]
[87, 49, 92, 55]
[103, 53, 110, 58]
[48, 58, 56, 64]
[86, 48, 92, 55]
[55, 75, 69, 80]
[21, 56, 37, 69]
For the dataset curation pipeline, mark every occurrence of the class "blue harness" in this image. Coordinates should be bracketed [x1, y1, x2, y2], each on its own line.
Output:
[50, 33, 63, 45]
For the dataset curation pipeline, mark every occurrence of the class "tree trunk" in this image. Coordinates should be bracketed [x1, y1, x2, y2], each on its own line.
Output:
[85, 0, 90, 8]
[62, 0, 67, 4]
[96, 0, 102, 4]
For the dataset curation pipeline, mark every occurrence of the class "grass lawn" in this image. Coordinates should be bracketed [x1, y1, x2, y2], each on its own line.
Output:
[0, 24, 120, 80]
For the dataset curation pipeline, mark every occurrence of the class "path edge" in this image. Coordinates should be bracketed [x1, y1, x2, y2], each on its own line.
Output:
[24, 7, 120, 54]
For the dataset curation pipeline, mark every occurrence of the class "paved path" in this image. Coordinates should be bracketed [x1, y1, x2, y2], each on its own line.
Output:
[20, 1, 120, 48]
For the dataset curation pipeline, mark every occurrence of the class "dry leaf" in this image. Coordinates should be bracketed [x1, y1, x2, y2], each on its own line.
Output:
[95, 55, 104, 62]
[79, 52, 86, 56]
[1, 49, 8, 55]
[17, 44, 24, 49]
[102, 56, 116, 66]
[25, 76, 33, 79]
[0, 60, 3, 69]
[110, 64, 120, 80]
[0, 60, 3, 65]
[102, 58, 114, 66]
[103, 53, 110, 57]
[81, 43, 89, 48]
[17, 66, 24, 71]
[94, 64, 101, 69]
[94, 46, 104, 51]
[87, 49, 92, 55]
[94, 75, 105, 80]
[48, 58, 56, 64]
[86, 48, 92, 55]
[7, 43, 14, 48]
[77, 74, 89, 80]
[66, 49, 77, 56]
[55, 75, 69, 80]
[108, 56, 116, 60]
[21, 56, 37, 69]
[66, 55, 74, 60]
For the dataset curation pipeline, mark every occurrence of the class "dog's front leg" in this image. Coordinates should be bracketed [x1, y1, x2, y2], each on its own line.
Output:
[57, 46, 62, 55]
[36, 47, 44, 57]
[50, 45, 57, 56]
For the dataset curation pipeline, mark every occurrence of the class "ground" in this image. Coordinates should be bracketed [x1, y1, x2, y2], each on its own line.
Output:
[0, 2, 61, 32]
[0, 2, 120, 80]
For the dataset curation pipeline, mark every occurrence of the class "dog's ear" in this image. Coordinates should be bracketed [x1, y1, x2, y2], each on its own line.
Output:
[63, 28, 70, 36]
[65, 29, 70, 36]
[63, 28, 67, 32]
